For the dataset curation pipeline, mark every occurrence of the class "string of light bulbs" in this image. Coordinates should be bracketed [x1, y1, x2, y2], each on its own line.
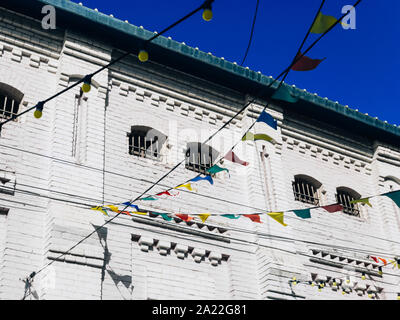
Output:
[0, 0, 215, 132]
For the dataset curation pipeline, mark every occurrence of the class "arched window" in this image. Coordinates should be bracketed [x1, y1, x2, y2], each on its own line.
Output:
[185, 142, 219, 175]
[384, 176, 400, 192]
[128, 126, 167, 160]
[0, 83, 23, 120]
[335, 187, 361, 217]
[292, 175, 322, 205]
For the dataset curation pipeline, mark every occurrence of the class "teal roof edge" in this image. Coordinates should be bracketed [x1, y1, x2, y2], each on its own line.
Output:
[20, 1, 399, 138]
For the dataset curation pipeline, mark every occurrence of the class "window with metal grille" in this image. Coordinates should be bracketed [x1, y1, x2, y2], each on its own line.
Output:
[185, 142, 219, 175]
[0, 83, 23, 120]
[292, 176, 321, 205]
[336, 187, 360, 216]
[128, 126, 167, 160]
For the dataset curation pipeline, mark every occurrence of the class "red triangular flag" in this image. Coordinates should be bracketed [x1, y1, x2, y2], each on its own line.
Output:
[291, 52, 325, 71]
[243, 214, 261, 223]
[224, 150, 249, 166]
[370, 256, 379, 263]
[156, 190, 173, 197]
[322, 204, 343, 213]
[176, 214, 193, 222]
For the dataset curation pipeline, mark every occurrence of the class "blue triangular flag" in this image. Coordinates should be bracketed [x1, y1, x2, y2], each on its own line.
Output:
[122, 202, 139, 211]
[190, 175, 214, 185]
[257, 111, 278, 130]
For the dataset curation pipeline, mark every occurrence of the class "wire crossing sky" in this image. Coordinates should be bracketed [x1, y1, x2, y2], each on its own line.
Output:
[70, 0, 400, 126]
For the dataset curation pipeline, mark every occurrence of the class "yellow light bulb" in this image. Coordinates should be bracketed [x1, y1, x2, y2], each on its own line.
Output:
[318, 289, 322, 292]
[138, 50, 149, 62]
[311, 282, 315, 287]
[333, 282, 337, 286]
[368, 294, 372, 299]
[202, 8, 213, 21]
[346, 279, 350, 284]
[397, 295, 400, 300]
[82, 83, 91, 93]
[293, 281, 297, 286]
[342, 291, 346, 295]
[34, 109, 42, 119]
[361, 275, 366, 280]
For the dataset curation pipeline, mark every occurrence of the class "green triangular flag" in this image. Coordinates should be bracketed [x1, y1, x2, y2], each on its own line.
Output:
[141, 196, 158, 201]
[207, 165, 229, 175]
[310, 12, 338, 34]
[221, 214, 240, 219]
[383, 190, 400, 208]
[153, 212, 173, 221]
[272, 85, 298, 103]
[242, 132, 274, 142]
[292, 209, 311, 219]
[350, 198, 372, 207]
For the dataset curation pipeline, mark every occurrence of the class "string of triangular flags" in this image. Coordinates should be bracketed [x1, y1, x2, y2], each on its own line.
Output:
[271, 11, 349, 104]
[92, 189, 400, 229]
[91, 107, 400, 227]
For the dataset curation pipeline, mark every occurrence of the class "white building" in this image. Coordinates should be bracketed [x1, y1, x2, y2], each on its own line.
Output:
[0, 0, 399, 300]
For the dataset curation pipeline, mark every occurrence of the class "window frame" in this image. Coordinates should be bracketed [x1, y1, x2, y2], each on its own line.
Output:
[335, 187, 361, 217]
[128, 126, 167, 161]
[292, 175, 321, 206]
[0, 83, 23, 121]
[185, 142, 219, 175]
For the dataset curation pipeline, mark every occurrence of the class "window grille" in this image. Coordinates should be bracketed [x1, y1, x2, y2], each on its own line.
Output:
[292, 177, 320, 205]
[128, 126, 166, 160]
[336, 189, 360, 216]
[0, 93, 19, 120]
[185, 142, 218, 175]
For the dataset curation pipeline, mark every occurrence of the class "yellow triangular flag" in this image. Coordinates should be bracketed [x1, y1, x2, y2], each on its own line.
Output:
[267, 212, 287, 226]
[133, 211, 147, 216]
[106, 205, 119, 212]
[350, 198, 372, 207]
[91, 206, 109, 216]
[310, 12, 338, 34]
[175, 183, 193, 191]
[198, 213, 211, 223]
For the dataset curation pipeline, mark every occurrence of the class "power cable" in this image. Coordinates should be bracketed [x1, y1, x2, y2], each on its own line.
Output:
[240, 0, 260, 66]
[20, 0, 364, 282]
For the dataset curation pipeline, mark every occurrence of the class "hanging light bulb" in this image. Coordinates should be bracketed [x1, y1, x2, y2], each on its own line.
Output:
[361, 273, 366, 280]
[292, 277, 297, 285]
[33, 101, 44, 119]
[138, 49, 149, 62]
[346, 278, 350, 284]
[81, 75, 92, 93]
[202, 1, 213, 21]
[378, 267, 383, 275]
[397, 293, 400, 300]
[368, 294, 373, 299]
[332, 279, 337, 287]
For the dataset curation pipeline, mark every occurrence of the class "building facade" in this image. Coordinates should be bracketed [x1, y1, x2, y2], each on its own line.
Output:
[0, 0, 399, 300]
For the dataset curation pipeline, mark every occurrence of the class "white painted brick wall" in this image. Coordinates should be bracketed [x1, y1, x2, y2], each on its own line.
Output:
[0, 6, 399, 300]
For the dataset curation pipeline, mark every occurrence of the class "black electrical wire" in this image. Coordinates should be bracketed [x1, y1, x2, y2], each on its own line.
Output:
[0, 0, 214, 132]
[21, 0, 364, 281]
[278, 0, 325, 88]
[240, 0, 260, 66]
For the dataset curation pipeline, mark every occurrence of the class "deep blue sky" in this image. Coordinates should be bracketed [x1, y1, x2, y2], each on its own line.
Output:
[71, 0, 399, 126]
